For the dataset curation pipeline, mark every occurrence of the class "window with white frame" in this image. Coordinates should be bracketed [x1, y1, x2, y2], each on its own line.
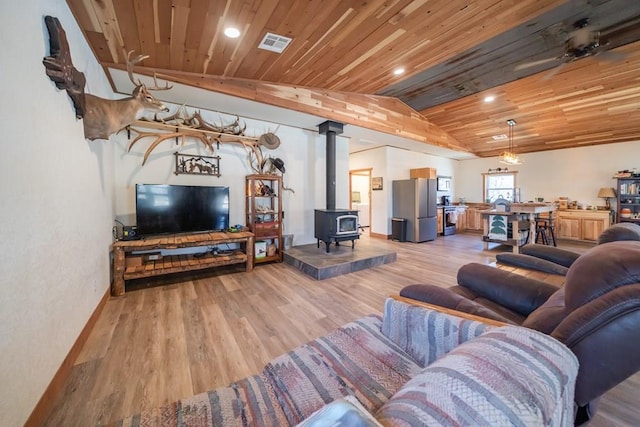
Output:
[483, 172, 516, 203]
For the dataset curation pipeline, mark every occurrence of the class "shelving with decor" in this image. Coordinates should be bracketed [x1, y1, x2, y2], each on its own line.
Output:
[616, 177, 640, 223]
[246, 174, 283, 263]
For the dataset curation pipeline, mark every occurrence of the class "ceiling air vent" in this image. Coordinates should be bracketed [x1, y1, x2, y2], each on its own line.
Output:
[492, 134, 508, 141]
[258, 32, 292, 53]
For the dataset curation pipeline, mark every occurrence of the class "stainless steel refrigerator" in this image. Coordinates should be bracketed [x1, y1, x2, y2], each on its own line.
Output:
[392, 178, 437, 242]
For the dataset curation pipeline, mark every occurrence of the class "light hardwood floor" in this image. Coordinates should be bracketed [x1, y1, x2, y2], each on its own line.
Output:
[44, 232, 639, 426]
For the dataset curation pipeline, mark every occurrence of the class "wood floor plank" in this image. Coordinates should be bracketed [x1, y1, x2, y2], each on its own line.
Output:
[42, 233, 639, 426]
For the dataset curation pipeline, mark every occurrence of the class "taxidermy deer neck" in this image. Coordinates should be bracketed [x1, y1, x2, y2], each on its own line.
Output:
[83, 84, 169, 140]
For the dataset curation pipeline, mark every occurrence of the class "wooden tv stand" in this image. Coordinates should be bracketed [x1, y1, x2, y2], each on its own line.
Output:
[111, 231, 255, 296]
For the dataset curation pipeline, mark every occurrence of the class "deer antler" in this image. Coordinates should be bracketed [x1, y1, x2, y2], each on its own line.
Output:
[128, 127, 215, 165]
[126, 50, 148, 87]
[125, 50, 173, 90]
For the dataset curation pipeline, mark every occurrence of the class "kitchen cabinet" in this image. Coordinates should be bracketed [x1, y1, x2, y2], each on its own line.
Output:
[409, 167, 437, 179]
[455, 207, 467, 231]
[556, 210, 611, 242]
[437, 208, 443, 235]
[462, 204, 490, 232]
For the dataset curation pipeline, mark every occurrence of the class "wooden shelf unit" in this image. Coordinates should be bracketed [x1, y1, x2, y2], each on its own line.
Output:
[616, 177, 640, 224]
[111, 231, 255, 296]
[246, 174, 284, 264]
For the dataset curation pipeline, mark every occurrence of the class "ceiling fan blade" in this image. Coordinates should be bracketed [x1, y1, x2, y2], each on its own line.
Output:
[595, 49, 627, 62]
[514, 57, 559, 71]
[542, 61, 567, 81]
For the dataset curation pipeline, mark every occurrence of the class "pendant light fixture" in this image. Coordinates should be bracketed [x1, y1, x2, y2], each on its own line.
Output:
[499, 119, 523, 165]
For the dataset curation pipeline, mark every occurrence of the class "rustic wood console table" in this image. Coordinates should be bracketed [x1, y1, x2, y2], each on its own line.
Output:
[111, 231, 255, 296]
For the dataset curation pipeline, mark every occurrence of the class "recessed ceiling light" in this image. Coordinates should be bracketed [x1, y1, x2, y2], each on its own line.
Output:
[224, 27, 240, 38]
[484, 95, 495, 103]
[393, 68, 405, 76]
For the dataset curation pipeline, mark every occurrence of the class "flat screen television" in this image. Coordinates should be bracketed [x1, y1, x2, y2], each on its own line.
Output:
[135, 184, 230, 236]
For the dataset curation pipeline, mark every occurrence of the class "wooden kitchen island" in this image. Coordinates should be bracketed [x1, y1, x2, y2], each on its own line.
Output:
[481, 203, 556, 253]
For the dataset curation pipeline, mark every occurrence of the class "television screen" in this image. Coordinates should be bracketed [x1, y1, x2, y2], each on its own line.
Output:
[135, 184, 230, 236]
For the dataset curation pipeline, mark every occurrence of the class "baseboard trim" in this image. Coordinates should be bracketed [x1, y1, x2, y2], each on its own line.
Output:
[369, 232, 389, 240]
[24, 287, 110, 427]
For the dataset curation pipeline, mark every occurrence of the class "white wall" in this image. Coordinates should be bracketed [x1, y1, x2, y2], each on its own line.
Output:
[0, 1, 115, 425]
[454, 141, 640, 205]
[114, 108, 350, 246]
[350, 146, 458, 235]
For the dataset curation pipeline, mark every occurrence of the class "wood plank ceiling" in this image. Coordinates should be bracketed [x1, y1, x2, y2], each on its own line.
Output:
[65, 0, 640, 158]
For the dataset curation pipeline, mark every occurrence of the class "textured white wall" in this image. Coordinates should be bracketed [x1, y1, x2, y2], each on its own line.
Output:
[0, 1, 115, 425]
[454, 142, 640, 204]
[350, 146, 459, 235]
[113, 106, 350, 247]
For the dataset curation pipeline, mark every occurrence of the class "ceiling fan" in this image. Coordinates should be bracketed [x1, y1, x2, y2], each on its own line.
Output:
[515, 18, 618, 75]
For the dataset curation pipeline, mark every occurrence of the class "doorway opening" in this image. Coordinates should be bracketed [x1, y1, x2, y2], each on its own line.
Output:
[349, 168, 372, 235]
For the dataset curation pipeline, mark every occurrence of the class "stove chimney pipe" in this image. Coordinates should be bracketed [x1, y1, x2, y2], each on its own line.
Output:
[318, 120, 344, 211]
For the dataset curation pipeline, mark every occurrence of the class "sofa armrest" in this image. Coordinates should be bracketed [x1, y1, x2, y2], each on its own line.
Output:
[381, 297, 492, 368]
[399, 285, 517, 324]
[521, 244, 581, 267]
[457, 263, 559, 316]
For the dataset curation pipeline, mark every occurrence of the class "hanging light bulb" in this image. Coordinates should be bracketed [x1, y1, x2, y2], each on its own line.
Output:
[499, 119, 523, 165]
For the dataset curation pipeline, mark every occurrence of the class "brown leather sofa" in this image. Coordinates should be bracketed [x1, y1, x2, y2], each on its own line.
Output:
[400, 239, 640, 425]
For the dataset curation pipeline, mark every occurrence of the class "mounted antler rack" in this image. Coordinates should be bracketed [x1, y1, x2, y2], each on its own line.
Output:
[127, 112, 280, 173]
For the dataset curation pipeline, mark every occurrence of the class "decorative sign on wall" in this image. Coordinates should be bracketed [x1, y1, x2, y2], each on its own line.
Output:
[174, 153, 221, 176]
[372, 177, 383, 190]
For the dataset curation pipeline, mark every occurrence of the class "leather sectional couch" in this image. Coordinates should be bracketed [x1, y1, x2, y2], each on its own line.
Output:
[401, 230, 640, 424]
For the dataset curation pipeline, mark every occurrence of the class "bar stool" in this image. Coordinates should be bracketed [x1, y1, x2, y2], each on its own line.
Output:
[535, 215, 556, 246]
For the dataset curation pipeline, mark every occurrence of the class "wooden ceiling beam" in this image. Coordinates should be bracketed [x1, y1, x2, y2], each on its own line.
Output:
[107, 65, 468, 153]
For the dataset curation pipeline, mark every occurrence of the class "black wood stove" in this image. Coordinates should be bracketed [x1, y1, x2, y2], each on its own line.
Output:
[315, 209, 359, 252]
[314, 120, 359, 252]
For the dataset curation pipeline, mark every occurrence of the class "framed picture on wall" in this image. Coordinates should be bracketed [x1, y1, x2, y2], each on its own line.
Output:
[437, 176, 451, 191]
[372, 177, 383, 190]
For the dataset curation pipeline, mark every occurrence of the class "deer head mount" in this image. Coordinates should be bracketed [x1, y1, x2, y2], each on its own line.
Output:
[42, 16, 171, 140]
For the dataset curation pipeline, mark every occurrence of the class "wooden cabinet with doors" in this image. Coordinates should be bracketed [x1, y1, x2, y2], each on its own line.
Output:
[410, 167, 437, 179]
[556, 210, 611, 242]
[437, 207, 444, 235]
[616, 177, 640, 224]
[455, 207, 467, 231]
[463, 204, 490, 232]
[246, 174, 283, 264]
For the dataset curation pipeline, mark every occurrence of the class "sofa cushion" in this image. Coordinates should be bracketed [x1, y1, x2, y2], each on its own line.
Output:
[265, 314, 422, 425]
[375, 326, 578, 427]
[381, 297, 491, 368]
